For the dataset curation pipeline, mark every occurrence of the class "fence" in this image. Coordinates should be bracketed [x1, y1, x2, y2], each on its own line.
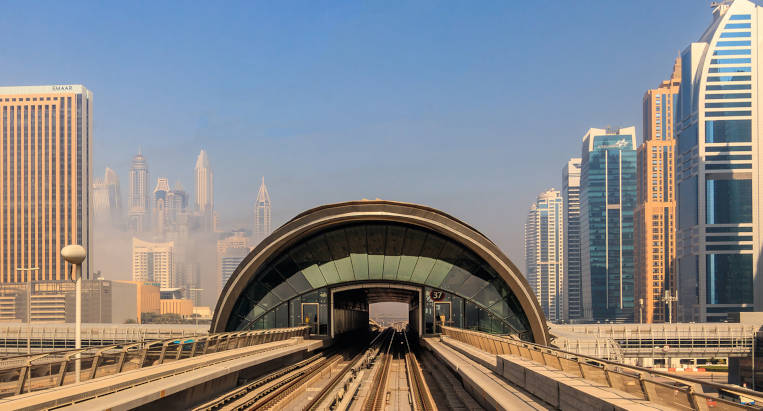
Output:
[0, 326, 309, 398]
[441, 326, 762, 410]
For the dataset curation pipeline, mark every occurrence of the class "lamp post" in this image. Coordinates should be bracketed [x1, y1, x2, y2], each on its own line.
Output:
[61, 245, 86, 384]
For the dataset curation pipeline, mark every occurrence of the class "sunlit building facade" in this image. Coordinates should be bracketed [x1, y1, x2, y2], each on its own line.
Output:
[635, 58, 680, 324]
[676, 0, 762, 322]
[562, 158, 582, 322]
[524, 189, 564, 322]
[0, 85, 93, 283]
[132, 238, 175, 289]
[580, 127, 637, 323]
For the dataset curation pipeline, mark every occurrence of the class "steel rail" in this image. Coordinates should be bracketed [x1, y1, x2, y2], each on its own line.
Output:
[403, 331, 435, 411]
[361, 330, 394, 411]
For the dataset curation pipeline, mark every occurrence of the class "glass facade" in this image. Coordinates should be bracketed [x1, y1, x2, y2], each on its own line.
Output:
[225, 222, 534, 340]
[706, 178, 752, 224]
[581, 129, 637, 322]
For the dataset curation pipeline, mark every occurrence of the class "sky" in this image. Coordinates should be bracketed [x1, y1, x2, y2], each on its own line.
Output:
[0, 1, 714, 269]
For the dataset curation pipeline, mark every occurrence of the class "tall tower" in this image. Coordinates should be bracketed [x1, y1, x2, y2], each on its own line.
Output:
[562, 158, 582, 322]
[0, 85, 93, 282]
[153, 178, 170, 235]
[93, 167, 122, 226]
[524, 189, 564, 322]
[580, 127, 637, 323]
[253, 177, 272, 245]
[194, 150, 214, 230]
[635, 58, 681, 323]
[128, 150, 150, 232]
[676, 0, 762, 322]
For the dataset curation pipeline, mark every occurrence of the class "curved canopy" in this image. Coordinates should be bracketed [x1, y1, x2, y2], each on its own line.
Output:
[211, 201, 549, 344]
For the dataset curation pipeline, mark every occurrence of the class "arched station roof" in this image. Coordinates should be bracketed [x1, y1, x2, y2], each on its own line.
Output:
[211, 201, 549, 344]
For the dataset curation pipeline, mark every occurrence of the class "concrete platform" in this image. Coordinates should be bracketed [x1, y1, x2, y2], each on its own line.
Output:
[0, 337, 328, 411]
[423, 337, 553, 410]
[434, 336, 679, 411]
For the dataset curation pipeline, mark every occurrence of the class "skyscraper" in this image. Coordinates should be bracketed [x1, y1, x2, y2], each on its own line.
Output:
[128, 150, 150, 232]
[152, 178, 171, 234]
[253, 177, 271, 245]
[93, 167, 121, 225]
[194, 149, 213, 230]
[562, 158, 582, 322]
[217, 231, 250, 294]
[580, 127, 637, 323]
[132, 237, 175, 288]
[524, 189, 564, 322]
[635, 58, 681, 323]
[0, 85, 93, 282]
[676, 0, 762, 322]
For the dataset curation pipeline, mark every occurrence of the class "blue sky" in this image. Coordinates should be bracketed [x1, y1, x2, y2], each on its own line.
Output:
[0, 1, 712, 265]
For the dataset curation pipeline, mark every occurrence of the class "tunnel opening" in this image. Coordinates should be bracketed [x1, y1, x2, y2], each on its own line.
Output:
[330, 283, 421, 338]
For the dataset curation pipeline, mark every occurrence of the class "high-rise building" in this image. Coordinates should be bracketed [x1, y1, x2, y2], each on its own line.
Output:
[635, 58, 681, 324]
[194, 149, 213, 230]
[132, 238, 175, 288]
[128, 150, 150, 232]
[253, 177, 271, 245]
[217, 231, 250, 295]
[0, 85, 93, 283]
[562, 158, 582, 322]
[524, 189, 564, 322]
[152, 177, 170, 234]
[676, 0, 762, 322]
[580, 127, 637, 323]
[93, 167, 121, 225]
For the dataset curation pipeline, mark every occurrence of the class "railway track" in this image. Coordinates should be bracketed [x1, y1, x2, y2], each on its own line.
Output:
[192, 327, 462, 411]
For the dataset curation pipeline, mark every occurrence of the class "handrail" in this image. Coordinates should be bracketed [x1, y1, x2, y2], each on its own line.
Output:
[441, 326, 762, 410]
[0, 326, 309, 398]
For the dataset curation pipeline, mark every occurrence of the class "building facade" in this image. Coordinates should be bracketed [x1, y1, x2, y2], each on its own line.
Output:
[217, 231, 250, 294]
[524, 189, 564, 322]
[0, 85, 93, 283]
[562, 158, 583, 322]
[194, 149, 213, 230]
[635, 58, 681, 324]
[676, 0, 762, 322]
[92, 167, 121, 226]
[128, 150, 150, 232]
[132, 238, 175, 288]
[253, 177, 271, 245]
[580, 127, 637, 323]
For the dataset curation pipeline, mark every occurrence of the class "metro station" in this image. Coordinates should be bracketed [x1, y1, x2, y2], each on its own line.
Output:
[211, 200, 550, 345]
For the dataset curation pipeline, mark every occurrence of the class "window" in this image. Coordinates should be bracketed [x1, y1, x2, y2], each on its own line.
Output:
[707, 254, 753, 305]
[715, 40, 751, 47]
[705, 101, 751, 108]
[729, 14, 751, 20]
[725, 23, 751, 29]
[720, 32, 751, 38]
[705, 120, 751, 143]
[706, 178, 752, 224]
[705, 110, 752, 117]
[706, 75, 751, 82]
[706, 84, 751, 90]
[710, 58, 751, 64]
[709, 67, 751, 73]
[705, 93, 751, 99]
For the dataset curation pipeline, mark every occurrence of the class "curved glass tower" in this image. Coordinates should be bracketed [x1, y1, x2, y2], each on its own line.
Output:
[676, 0, 761, 322]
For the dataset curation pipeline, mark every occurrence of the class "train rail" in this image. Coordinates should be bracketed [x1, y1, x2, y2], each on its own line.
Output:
[194, 327, 475, 411]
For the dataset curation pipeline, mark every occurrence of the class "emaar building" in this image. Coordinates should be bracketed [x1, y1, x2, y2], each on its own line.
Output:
[580, 127, 637, 323]
[676, 0, 762, 322]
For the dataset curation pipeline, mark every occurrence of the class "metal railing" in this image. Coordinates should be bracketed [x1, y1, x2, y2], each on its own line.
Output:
[0, 326, 309, 398]
[441, 326, 762, 410]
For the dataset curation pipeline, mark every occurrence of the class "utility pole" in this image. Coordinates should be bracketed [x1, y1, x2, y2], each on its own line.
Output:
[661, 290, 678, 323]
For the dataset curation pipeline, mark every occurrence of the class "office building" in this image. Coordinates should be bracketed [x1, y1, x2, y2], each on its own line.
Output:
[93, 167, 121, 225]
[132, 238, 175, 288]
[194, 149, 213, 230]
[676, 0, 762, 321]
[562, 158, 583, 322]
[580, 127, 637, 323]
[128, 150, 150, 232]
[217, 231, 250, 294]
[152, 177, 171, 234]
[524, 189, 564, 322]
[0, 85, 93, 283]
[253, 177, 271, 245]
[635, 58, 681, 323]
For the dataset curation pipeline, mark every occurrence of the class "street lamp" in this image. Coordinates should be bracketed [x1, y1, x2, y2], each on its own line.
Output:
[61, 244, 86, 384]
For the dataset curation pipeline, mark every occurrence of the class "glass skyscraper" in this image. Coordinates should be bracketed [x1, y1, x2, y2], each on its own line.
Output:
[562, 158, 582, 322]
[676, 0, 761, 322]
[524, 188, 564, 322]
[580, 127, 637, 323]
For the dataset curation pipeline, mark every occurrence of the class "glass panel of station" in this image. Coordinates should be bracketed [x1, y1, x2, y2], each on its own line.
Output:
[226, 222, 535, 341]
